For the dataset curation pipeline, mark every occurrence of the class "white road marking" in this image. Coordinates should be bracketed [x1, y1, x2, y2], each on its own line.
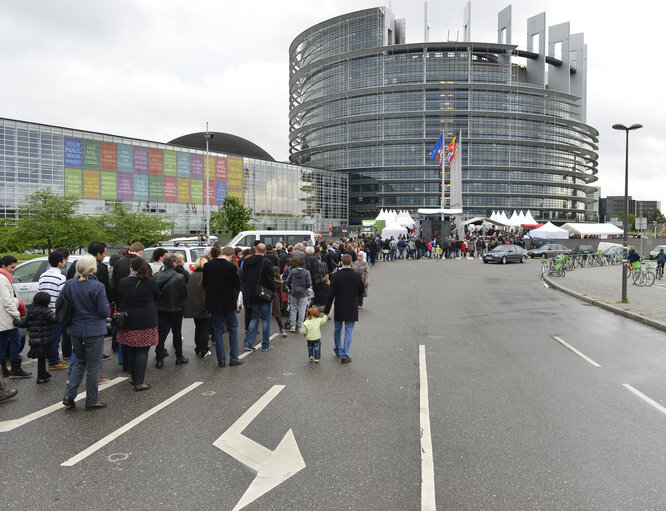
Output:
[61, 381, 203, 466]
[239, 332, 280, 360]
[622, 384, 666, 415]
[213, 384, 305, 511]
[419, 345, 437, 511]
[0, 377, 127, 433]
[553, 336, 601, 367]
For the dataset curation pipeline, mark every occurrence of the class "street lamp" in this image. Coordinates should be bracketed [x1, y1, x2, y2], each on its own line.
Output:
[204, 123, 214, 239]
[612, 123, 643, 303]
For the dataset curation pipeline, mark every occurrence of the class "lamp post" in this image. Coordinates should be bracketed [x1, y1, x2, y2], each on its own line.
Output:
[612, 123, 642, 303]
[204, 123, 214, 239]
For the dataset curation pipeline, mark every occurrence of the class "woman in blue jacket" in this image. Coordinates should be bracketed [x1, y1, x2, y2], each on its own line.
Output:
[58, 255, 110, 411]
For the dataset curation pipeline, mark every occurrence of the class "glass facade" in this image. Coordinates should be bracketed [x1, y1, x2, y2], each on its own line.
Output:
[289, 7, 599, 223]
[0, 118, 347, 233]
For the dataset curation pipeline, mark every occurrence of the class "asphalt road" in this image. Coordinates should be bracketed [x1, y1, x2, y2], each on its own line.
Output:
[1, 258, 664, 510]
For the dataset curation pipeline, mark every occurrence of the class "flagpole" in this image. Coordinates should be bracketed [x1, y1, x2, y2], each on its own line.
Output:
[441, 129, 445, 222]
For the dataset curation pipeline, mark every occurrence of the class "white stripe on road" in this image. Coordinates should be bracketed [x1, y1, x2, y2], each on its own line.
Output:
[419, 345, 437, 511]
[553, 336, 601, 367]
[622, 384, 666, 415]
[0, 377, 127, 433]
[61, 381, 203, 466]
[239, 332, 280, 360]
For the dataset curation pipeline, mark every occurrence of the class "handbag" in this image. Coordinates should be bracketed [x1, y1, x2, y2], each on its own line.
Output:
[111, 311, 128, 328]
[254, 260, 273, 302]
[55, 293, 72, 327]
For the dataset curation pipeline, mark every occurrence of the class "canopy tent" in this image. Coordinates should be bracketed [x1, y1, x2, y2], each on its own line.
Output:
[381, 220, 408, 239]
[528, 221, 569, 239]
[375, 209, 391, 222]
[498, 211, 510, 225]
[517, 210, 526, 224]
[523, 211, 537, 224]
[561, 223, 623, 237]
[397, 210, 415, 227]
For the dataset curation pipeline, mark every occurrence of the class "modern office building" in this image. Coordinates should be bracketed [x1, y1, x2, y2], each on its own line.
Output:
[0, 117, 348, 234]
[289, 5, 599, 224]
[600, 196, 661, 223]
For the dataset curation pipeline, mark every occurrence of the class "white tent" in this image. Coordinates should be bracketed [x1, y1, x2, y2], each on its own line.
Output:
[517, 210, 526, 224]
[499, 211, 510, 225]
[528, 221, 569, 239]
[561, 223, 624, 237]
[375, 209, 390, 222]
[398, 210, 415, 227]
[508, 211, 520, 227]
[381, 219, 408, 239]
[523, 211, 537, 225]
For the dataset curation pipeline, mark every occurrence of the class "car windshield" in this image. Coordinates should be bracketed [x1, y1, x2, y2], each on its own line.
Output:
[492, 246, 511, 252]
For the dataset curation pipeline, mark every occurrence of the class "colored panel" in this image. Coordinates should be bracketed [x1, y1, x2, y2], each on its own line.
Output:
[190, 179, 203, 204]
[117, 173, 133, 200]
[149, 148, 163, 175]
[205, 156, 216, 180]
[227, 156, 243, 200]
[150, 175, 164, 202]
[83, 169, 100, 199]
[216, 157, 227, 181]
[100, 142, 117, 171]
[163, 176, 177, 203]
[83, 140, 100, 170]
[117, 144, 133, 172]
[216, 181, 227, 205]
[205, 180, 215, 205]
[64, 168, 83, 197]
[64, 137, 82, 168]
[177, 178, 190, 203]
[133, 146, 149, 174]
[134, 174, 149, 201]
[164, 150, 177, 176]
[190, 154, 203, 179]
[177, 152, 190, 177]
[100, 171, 117, 200]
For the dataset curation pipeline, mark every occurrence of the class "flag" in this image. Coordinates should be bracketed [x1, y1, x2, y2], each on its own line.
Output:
[446, 136, 458, 167]
[429, 134, 444, 165]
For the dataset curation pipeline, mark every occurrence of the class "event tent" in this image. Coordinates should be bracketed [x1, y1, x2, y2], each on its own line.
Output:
[523, 211, 537, 225]
[528, 221, 569, 239]
[381, 219, 408, 239]
[561, 223, 624, 237]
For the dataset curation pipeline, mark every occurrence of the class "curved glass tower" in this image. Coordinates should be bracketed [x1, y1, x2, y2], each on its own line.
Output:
[289, 6, 599, 224]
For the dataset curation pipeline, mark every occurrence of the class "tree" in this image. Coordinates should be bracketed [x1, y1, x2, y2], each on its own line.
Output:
[210, 196, 255, 236]
[649, 208, 666, 224]
[101, 204, 173, 247]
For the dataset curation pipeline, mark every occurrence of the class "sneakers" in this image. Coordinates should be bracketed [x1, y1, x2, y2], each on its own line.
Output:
[229, 360, 244, 366]
[290, 327, 296, 333]
[309, 356, 314, 361]
[281, 329, 288, 337]
[204, 350, 212, 358]
[340, 357, 352, 364]
[314, 359, 320, 364]
[243, 345, 255, 352]
[261, 346, 273, 352]
[48, 361, 68, 370]
[98, 377, 111, 384]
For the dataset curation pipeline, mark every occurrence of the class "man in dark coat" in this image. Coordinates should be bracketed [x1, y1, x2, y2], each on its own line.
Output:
[153, 254, 188, 367]
[241, 243, 275, 352]
[202, 246, 243, 367]
[323, 254, 365, 363]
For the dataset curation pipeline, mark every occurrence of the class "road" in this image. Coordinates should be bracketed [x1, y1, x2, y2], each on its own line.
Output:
[1, 258, 664, 510]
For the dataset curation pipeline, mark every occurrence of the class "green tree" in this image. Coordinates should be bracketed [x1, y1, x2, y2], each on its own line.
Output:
[210, 196, 255, 236]
[649, 208, 666, 224]
[102, 204, 173, 247]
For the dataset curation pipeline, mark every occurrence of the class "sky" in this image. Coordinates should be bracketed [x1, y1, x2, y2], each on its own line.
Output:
[1, 0, 664, 213]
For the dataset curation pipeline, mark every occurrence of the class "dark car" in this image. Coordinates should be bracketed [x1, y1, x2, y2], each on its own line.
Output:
[527, 243, 572, 259]
[482, 244, 528, 264]
[572, 244, 594, 255]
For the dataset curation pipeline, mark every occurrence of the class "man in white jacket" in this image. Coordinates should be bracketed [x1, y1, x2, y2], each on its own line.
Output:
[0, 255, 31, 379]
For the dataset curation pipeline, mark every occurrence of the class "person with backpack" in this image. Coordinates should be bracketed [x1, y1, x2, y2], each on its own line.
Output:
[284, 257, 312, 333]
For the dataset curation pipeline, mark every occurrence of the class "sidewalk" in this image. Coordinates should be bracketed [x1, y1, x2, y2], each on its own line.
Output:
[544, 264, 666, 332]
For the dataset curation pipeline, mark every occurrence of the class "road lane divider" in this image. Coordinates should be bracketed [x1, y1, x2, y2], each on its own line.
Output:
[0, 377, 127, 433]
[553, 336, 601, 367]
[419, 345, 437, 511]
[61, 381, 204, 467]
[622, 384, 666, 415]
[239, 332, 280, 360]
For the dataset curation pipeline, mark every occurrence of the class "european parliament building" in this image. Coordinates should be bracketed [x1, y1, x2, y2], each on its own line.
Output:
[288, 6, 599, 223]
[0, 118, 348, 234]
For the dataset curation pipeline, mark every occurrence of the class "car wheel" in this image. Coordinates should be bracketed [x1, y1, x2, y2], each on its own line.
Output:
[501, 256, 507, 264]
[521, 255, 526, 263]
[483, 259, 488, 263]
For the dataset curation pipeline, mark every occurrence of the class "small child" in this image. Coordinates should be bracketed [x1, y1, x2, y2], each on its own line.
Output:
[300, 307, 328, 363]
[13, 291, 57, 384]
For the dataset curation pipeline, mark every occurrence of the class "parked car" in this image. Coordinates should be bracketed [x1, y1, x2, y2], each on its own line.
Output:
[649, 245, 666, 259]
[143, 243, 209, 273]
[527, 243, 572, 259]
[529, 238, 556, 249]
[482, 244, 528, 264]
[227, 230, 316, 249]
[572, 244, 594, 255]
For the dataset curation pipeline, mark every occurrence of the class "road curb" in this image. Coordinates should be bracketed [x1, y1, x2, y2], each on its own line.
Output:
[543, 275, 666, 333]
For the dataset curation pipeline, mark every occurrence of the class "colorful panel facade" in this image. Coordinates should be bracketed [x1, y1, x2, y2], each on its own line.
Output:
[227, 156, 243, 200]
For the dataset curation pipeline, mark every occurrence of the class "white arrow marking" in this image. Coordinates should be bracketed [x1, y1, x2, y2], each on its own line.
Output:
[213, 385, 305, 511]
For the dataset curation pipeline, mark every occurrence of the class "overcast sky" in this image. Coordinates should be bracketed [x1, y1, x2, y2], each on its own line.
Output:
[1, 1, 664, 216]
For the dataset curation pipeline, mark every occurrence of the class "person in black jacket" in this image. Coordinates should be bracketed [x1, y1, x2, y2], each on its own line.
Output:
[323, 254, 365, 364]
[184, 256, 211, 358]
[152, 254, 188, 367]
[14, 292, 57, 384]
[202, 247, 243, 367]
[241, 244, 275, 352]
[116, 257, 159, 390]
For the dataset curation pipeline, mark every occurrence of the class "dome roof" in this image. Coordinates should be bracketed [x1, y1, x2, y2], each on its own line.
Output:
[168, 132, 275, 162]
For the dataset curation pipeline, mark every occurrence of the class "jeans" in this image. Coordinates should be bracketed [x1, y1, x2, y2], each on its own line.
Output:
[333, 321, 355, 359]
[244, 301, 272, 350]
[307, 339, 321, 359]
[398, 247, 404, 259]
[126, 346, 149, 385]
[211, 310, 239, 362]
[64, 335, 104, 406]
[194, 317, 211, 355]
[0, 328, 21, 362]
[157, 310, 183, 359]
[289, 296, 308, 330]
[49, 323, 63, 365]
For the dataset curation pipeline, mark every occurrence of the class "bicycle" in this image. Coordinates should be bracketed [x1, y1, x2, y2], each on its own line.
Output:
[657, 263, 664, 280]
[632, 261, 655, 287]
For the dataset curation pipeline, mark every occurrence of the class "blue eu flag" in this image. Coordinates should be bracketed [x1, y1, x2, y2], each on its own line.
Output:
[429, 134, 444, 163]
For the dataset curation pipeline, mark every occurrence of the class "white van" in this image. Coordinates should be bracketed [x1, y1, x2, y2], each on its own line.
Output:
[227, 230, 316, 249]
